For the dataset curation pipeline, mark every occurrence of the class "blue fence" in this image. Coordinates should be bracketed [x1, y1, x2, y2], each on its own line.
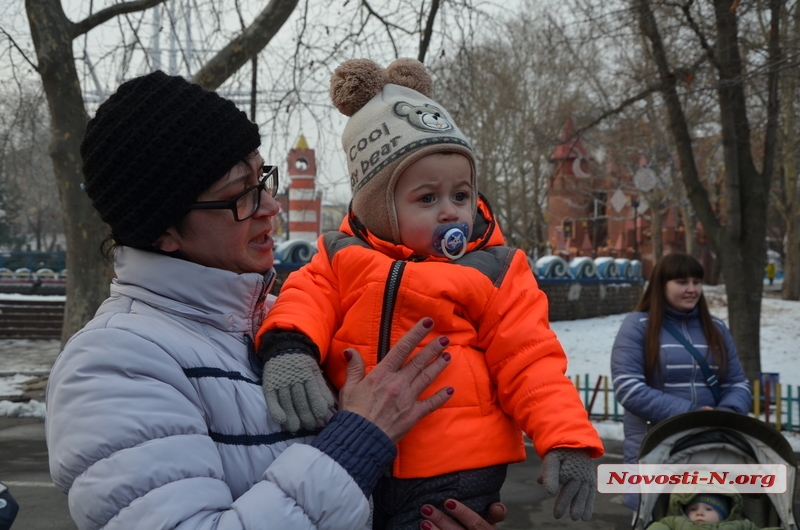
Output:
[576, 373, 800, 432]
[0, 252, 66, 275]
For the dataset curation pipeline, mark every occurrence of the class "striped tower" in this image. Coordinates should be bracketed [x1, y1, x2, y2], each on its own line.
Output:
[287, 135, 321, 242]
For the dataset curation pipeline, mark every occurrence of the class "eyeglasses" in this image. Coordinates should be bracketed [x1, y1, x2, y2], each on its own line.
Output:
[189, 165, 279, 222]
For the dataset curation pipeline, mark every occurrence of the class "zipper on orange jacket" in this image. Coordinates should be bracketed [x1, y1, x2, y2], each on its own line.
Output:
[378, 260, 406, 361]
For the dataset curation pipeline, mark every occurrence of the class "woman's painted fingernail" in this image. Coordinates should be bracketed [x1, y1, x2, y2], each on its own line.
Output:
[446, 387, 455, 395]
[445, 500, 457, 510]
[421, 505, 433, 516]
[422, 318, 434, 328]
[344, 350, 353, 362]
[441, 352, 451, 362]
[421, 522, 432, 530]
[438, 336, 449, 346]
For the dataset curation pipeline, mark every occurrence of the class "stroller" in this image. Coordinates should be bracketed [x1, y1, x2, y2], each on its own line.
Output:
[632, 410, 798, 530]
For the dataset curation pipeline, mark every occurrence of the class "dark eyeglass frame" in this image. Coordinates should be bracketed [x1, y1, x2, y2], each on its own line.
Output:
[188, 165, 279, 222]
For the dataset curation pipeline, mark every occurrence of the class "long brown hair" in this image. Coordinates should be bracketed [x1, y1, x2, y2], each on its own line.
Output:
[635, 253, 727, 384]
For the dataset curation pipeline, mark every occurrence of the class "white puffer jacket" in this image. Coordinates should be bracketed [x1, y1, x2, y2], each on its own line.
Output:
[46, 247, 376, 529]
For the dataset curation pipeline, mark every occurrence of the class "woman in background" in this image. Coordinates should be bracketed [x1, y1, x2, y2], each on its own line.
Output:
[610, 252, 751, 511]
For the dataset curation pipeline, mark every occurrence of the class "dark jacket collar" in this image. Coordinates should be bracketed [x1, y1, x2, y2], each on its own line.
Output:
[664, 304, 700, 321]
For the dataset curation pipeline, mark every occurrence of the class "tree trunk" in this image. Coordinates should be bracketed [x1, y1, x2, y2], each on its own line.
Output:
[26, 0, 113, 345]
[25, 0, 300, 345]
[679, 203, 697, 258]
[717, 225, 767, 380]
[648, 200, 663, 263]
[781, 0, 800, 300]
[637, 0, 780, 382]
[712, 0, 775, 381]
[784, 211, 800, 299]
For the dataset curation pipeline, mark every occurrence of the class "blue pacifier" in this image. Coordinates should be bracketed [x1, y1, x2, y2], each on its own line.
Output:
[432, 222, 470, 260]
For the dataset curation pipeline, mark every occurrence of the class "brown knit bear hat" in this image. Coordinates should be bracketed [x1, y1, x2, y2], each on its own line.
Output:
[330, 58, 476, 243]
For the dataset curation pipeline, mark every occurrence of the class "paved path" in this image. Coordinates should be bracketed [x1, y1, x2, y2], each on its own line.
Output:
[0, 417, 74, 530]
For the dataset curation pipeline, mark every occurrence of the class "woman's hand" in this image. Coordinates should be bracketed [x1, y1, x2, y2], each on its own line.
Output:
[420, 499, 507, 529]
[338, 317, 454, 443]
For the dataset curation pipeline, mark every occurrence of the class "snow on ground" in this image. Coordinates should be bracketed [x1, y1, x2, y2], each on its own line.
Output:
[0, 287, 798, 451]
[555, 284, 800, 386]
[552, 284, 800, 451]
[0, 399, 45, 417]
[0, 293, 65, 302]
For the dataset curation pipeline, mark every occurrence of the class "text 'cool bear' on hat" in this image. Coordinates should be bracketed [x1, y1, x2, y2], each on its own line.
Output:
[330, 58, 476, 243]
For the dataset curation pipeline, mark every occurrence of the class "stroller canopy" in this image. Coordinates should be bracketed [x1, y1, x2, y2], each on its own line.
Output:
[633, 410, 798, 530]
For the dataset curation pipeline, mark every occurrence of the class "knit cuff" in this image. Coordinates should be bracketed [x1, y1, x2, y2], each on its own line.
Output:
[257, 330, 319, 366]
[311, 411, 396, 497]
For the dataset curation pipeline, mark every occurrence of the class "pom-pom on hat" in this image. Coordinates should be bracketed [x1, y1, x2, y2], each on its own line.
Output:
[330, 58, 476, 243]
[687, 494, 731, 521]
[81, 70, 261, 249]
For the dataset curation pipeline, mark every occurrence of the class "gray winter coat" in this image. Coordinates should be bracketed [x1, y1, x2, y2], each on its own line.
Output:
[46, 247, 393, 529]
[611, 305, 752, 509]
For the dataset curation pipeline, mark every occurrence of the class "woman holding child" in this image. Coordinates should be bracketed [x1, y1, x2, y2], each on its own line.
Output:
[44, 70, 504, 529]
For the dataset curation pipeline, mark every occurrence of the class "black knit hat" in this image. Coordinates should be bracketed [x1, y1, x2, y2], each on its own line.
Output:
[81, 70, 261, 249]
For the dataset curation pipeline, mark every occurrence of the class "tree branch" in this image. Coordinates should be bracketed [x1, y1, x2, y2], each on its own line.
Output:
[0, 26, 39, 71]
[760, 0, 781, 193]
[680, 0, 722, 70]
[72, 0, 168, 38]
[418, 0, 440, 64]
[192, 0, 299, 90]
[577, 83, 666, 135]
[360, 0, 404, 58]
[360, 0, 409, 33]
[638, 0, 722, 247]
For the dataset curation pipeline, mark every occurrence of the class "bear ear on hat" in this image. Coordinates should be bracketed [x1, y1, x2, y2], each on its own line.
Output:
[386, 58, 433, 98]
[330, 59, 389, 117]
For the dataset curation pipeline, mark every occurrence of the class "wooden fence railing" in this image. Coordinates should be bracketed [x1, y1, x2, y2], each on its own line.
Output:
[0, 299, 63, 340]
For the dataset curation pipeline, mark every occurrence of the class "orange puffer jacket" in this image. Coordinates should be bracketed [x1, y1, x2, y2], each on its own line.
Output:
[258, 197, 603, 478]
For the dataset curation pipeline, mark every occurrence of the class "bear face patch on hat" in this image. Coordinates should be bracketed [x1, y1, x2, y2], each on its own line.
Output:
[347, 85, 470, 197]
[330, 58, 476, 243]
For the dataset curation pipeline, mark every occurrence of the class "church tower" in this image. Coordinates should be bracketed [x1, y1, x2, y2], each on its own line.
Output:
[548, 118, 596, 255]
[287, 135, 321, 242]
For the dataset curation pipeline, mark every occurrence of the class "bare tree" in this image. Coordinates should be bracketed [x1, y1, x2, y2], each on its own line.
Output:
[526, 0, 781, 378]
[776, 0, 800, 300]
[635, 0, 782, 380]
[4, 91, 62, 252]
[20, 0, 299, 343]
[0, 85, 36, 251]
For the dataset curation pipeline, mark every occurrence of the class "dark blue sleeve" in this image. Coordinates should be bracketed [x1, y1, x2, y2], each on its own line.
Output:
[311, 411, 396, 497]
[0, 485, 19, 530]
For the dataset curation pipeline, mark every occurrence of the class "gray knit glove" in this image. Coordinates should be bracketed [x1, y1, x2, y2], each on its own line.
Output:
[537, 447, 596, 521]
[262, 351, 335, 432]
